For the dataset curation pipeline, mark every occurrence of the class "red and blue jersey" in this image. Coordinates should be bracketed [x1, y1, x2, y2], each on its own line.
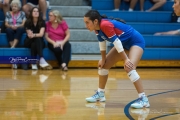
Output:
[95, 19, 134, 43]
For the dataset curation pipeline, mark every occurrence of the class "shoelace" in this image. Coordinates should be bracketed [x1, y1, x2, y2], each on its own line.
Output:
[135, 97, 143, 103]
[92, 91, 100, 98]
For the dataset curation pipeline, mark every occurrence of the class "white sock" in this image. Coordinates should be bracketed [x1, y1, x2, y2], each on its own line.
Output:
[98, 88, 105, 92]
[138, 92, 146, 98]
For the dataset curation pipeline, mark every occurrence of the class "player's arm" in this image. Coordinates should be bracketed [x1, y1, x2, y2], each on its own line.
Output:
[113, 38, 128, 61]
[99, 40, 106, 61]
[96, 31, 107, 61]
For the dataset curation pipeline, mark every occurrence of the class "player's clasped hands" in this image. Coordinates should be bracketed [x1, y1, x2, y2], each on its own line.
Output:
[98, 59, 105, 68]
[124, 59, 134, 72]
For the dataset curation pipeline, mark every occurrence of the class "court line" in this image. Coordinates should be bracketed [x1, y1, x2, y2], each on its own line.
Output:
[124, 89, 180, 120]
[149, 113, 180, 120]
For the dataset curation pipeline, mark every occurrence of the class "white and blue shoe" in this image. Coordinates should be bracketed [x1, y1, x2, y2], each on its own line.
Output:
[131, 96, 150, 109]
[86, 91, 106, 103]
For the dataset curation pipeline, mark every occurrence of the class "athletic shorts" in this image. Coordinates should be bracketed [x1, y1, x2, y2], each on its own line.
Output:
[121, 30, 145, 50]
[27, 1, 50, 8]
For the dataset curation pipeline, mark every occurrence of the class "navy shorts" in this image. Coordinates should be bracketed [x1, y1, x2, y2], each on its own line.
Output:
[122, 30, 145, 50]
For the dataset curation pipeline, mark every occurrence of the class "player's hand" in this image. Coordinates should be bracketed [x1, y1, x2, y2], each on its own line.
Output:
[124, 59, 134, 72]
[98, 59, 105, 68]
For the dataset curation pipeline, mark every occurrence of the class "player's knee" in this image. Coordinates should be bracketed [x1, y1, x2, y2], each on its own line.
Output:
[98, 68, 109, 76]
[127, 70, 140, 82]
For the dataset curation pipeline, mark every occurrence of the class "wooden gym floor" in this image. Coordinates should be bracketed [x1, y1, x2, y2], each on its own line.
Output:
[0, 68, 179, 120]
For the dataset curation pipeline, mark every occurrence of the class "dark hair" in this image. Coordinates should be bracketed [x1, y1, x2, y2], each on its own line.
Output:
[25, 7, 44, 28]
[84, 9, 126, 24]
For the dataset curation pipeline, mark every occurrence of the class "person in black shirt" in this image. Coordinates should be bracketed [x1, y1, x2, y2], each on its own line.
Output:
[24, 7, 52, 70]
[22, 0, 47, 20]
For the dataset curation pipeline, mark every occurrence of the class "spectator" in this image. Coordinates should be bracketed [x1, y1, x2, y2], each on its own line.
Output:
[45, 10, 71, 71]
[5, 0, 26, 69]
[0, 0, 10, 15]
[5, 0, 26, 48]
[24, 7, 52, 70]
[22, 0, 48, 20]
[114, 0, 144, 11]
[146, 0, 167, 11]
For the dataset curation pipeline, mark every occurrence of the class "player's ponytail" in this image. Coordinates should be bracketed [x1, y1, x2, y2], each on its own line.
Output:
[84, 10, 126, 24]
[101, 14, 126, 24]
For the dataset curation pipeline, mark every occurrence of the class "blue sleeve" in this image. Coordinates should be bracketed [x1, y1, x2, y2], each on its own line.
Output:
[95, 30, 105, 42]
[97, 34, 105, 42]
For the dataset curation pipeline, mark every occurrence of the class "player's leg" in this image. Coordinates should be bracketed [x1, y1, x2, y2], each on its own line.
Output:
[86, 47, 122, 102]
[127, 46, 150, 108]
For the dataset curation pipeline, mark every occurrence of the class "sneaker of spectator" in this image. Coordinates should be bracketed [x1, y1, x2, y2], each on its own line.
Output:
[114, 0, 144, 11]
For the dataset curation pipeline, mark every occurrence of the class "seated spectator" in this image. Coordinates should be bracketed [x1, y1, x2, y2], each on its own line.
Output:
[24, 7, 52, 70]
[22, 0, 48, 20]
[114, 0, 144, 11]
[154, 29, 180, 35]
[0, 0, 10, 15]
[45, 10, 71, 71]
[146, 0, 167, 12]
[5, 0, 26, 69]
[5, 0, 26, 48]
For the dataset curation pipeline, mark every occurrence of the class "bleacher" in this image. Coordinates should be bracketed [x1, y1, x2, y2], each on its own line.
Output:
[0, 0, 180, 68]
[92, 0, 173, 11]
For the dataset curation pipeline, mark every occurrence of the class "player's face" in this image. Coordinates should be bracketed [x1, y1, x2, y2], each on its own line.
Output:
[84, 17, 96, 31]
[173, 0, 180, 16]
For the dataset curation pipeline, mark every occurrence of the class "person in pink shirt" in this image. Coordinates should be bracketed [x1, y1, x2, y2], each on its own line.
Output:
[45, 10, 71, 71]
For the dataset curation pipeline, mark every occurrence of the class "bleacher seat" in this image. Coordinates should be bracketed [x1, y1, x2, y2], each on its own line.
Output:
[92, 0, 174, 11]
[98, 11, 172, 23]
